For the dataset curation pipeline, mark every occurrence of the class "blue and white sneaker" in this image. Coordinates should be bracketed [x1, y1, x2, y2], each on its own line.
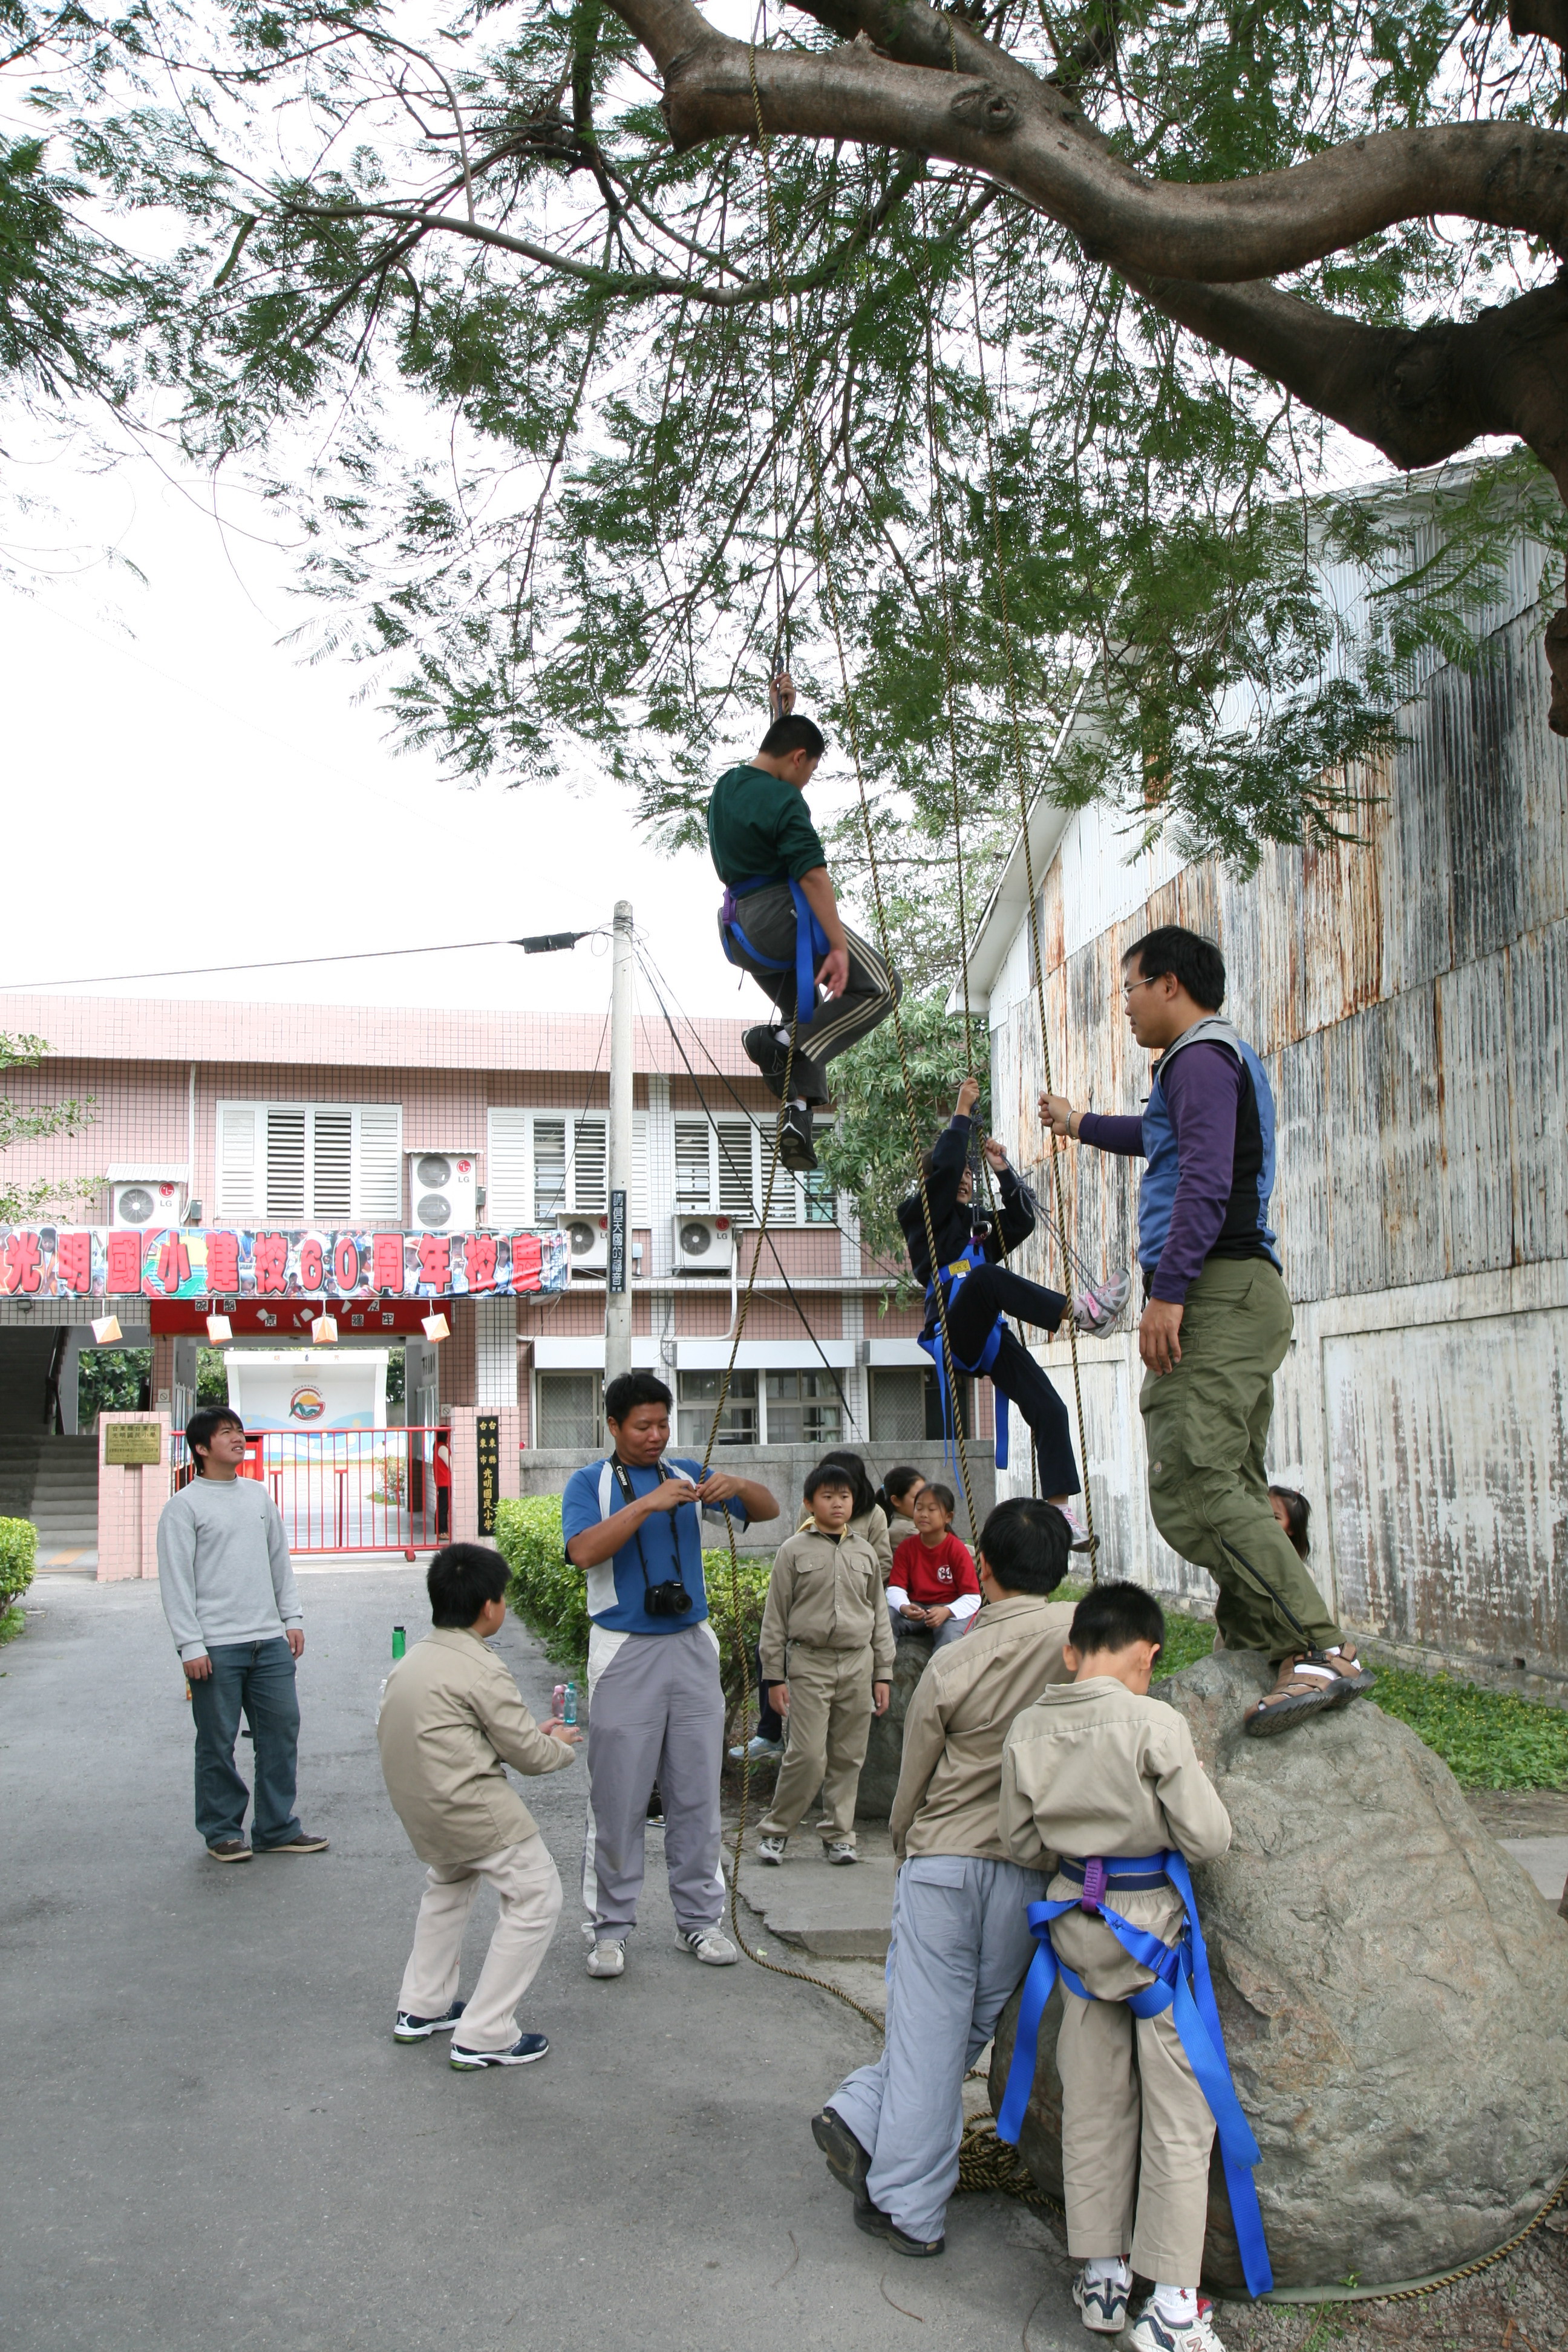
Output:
[394, 1999, 465, 2043]
[1073, 2263, 1129, 2333]
[449, 2033, 549, 2070]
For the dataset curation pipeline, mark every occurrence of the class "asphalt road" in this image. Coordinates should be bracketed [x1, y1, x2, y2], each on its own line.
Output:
[1, 1570, 1080, 2352]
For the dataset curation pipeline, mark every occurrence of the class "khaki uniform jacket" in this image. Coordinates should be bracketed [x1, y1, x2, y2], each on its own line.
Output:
[794, 1499, 893, 1582]
[998, 1677, 1231, 1877]
[760, 1524, 896, 1684]
[377, 1626, 577, 1866]
[889, 1592, 1077, 1861]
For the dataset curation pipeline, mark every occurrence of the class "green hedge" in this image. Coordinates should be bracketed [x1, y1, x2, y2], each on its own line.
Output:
[0, 1518, 38, 1608]
[493, 1494, 774, 1718]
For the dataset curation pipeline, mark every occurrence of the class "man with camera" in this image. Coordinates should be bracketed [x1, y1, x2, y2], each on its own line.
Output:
[561, 1372, 779, 1979]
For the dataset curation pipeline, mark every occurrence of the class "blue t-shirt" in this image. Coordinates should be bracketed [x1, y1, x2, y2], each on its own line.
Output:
[560, 1455, 750, 1635]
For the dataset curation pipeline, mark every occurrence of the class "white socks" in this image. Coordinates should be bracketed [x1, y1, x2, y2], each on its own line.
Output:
[774, 1027, 791, 1047]
[1085, 2257, 1131, 2289]
[789, 1097, 808, 1111]
[1151, 2284, 1197, 2325]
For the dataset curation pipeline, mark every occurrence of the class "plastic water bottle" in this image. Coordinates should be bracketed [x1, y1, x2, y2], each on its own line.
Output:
[552, 1682, 567, 1719]
[391, 1625, 406, 1660]
[563, 1681, 578, 1727]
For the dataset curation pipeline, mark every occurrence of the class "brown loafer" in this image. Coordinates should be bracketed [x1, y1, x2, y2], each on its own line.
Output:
[257, 1830, 330, 1853]
[1244, 1648, 1375, 1737]
[206, 1838, 252, 1863]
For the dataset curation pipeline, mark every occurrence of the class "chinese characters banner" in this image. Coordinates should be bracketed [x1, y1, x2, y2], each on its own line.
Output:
[0, 1227, 570, 1301]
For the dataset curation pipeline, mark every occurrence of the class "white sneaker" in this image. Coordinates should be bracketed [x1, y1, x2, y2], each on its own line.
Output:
[1073, 2265, 1130, 2333]
[1073, 1267, 1132, 1334]
[1129, 2301, 1226, 2352]
[823, 1840, 859, 1865]
[1056, 1501, 1094, 1551]
[586, 1938, 626, 1979]
[756, 1834, 787, 1864]
[676, 1926, 739, 1965]
[729, 1736, 784, 1762]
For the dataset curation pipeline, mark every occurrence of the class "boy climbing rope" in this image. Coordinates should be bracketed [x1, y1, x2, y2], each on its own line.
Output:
[900, 1076, 1093, 1541]
[1040, 924, 1376, 1736]
[708, 675, 900, 1172]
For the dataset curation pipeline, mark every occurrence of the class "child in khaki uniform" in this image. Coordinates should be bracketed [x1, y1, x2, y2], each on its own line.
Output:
[999, 1583, 1233, 2352]
[757, 1462, 894, 1864]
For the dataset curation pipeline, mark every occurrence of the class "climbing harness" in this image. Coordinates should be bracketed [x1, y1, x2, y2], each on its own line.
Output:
[996, 1850, 1273, 2299]
[921, 1240, 1012, 1474]
[717, 874, 829, 1034]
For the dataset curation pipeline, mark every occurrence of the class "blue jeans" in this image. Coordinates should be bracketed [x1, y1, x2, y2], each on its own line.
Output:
[188, 1638, 302, 1847]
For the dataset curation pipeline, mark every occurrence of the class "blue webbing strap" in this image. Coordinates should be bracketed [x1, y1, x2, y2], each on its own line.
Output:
[995, 1849, 1273, 2299]
[918, 1240, 1010, 1473]
[719, 874, 828, 1033]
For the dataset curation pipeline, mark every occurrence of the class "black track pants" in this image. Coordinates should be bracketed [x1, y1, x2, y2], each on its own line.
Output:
[937, 1264, 1079, 1500]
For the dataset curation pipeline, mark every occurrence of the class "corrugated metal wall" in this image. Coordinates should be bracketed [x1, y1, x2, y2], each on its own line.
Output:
[991, 582, 1568, 1681]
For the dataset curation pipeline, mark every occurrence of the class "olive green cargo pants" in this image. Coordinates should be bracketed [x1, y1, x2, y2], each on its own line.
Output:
[1140, 1256, 1340, 1665]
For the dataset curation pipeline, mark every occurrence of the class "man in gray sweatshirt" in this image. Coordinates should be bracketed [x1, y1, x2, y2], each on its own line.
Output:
[158, 1405, 328, 1862]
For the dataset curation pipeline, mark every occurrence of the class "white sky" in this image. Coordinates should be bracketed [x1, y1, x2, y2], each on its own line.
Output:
[0, 430, 860, 1028]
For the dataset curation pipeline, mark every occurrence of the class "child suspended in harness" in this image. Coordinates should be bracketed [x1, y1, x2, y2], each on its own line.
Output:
[996, 1581, 1270, 2351]
[897, 1077, 1103, 1546]
[707, 678, 900, 1173]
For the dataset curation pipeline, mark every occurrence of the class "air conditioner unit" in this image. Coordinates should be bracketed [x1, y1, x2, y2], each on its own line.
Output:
[111, 1178, 185, 1229]
[408, 1152, 479, 1233]
[557, 1210, 608, 1272]
[673, 1213, 736, 1273]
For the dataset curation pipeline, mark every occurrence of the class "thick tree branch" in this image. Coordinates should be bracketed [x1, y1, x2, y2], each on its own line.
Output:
[610, 0, 1568, 281]
[1128, 268, 1568, 500]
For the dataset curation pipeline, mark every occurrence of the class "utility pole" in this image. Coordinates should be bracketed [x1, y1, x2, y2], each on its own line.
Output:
[604, 900, 634, 1396]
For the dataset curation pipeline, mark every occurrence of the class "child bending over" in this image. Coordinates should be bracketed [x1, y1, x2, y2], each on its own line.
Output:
[999, 1582, 1234, 2352]
[887, 1483, 981, 1648]
[756, 1462, 894, 1866]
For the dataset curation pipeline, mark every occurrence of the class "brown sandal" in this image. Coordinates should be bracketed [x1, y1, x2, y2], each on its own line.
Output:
[1243, 1646, 1376, 1738]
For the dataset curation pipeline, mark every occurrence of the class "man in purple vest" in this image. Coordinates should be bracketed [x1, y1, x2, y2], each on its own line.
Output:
[1042, 924, 1374, 1735]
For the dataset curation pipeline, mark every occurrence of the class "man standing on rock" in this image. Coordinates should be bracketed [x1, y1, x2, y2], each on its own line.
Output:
[1042, 923, 1375, 1736]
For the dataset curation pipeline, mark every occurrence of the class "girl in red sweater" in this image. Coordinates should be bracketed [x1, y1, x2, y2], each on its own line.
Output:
[887, 1484, 981, 1648]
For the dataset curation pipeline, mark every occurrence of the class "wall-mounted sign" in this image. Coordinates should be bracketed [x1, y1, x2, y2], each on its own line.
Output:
[0, 1227, 569, 1302]
[103, 1422, 163, 1466]
[476, 1413, 500, 1537]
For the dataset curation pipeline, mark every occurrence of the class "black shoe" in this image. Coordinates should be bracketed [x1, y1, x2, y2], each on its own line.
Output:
[854, 2201, 944, 2257]
[778, 1104, 816, 1172]
[812, 2108, 872, 2203]
[394, 1999, 466, 2043]
[449, 2032, 549, 2070]
[743, 1025, 794, 1099]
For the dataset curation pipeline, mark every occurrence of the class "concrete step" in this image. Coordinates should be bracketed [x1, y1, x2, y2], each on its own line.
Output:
[731, 1846, 898, 1959]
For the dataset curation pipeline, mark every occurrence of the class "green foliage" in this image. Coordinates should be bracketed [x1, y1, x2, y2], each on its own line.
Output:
[495, 1496, 588, 1666]
[492, 1492, 772, 1720]
[814, 991, 989, 1274]
[0, 1516, 38, 1608]
[1151, 1610, 1220, 1678]
[0, 1604, 27, 1647]
[76, 1346, 150, 1426]
[93, 0, 1561, 909]
[197, 1347, 230, 1406]
[1366, 1664, 1568, 1791]
[0, 1033, 96, 1224]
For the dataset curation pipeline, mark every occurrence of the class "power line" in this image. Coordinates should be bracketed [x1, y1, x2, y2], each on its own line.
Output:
[0, 932, 604, 993]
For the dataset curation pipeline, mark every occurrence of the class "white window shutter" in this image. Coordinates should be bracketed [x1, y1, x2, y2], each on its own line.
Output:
[674, 1117, 711, 1207]
[716, 1118, 759, 1220]
[264, 1109, 307, 1223]
[215, 1103, 261, 1221]
[486, 1109, 532, 1226]
[353, 1106, 402, 1220]
[632, 1110, 650, 1225]
[312, 1111, 354, 1222]
[534, 1120, 567, 1221]
[572, 1117, 608, 1214]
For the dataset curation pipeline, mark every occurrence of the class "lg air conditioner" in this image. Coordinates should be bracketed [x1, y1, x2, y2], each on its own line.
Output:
[673, 1213, 736, 1273]
[111, 1178, 186, 1229]
[557, 1210, 608, 1273]
[408, 1152, 480, 1233]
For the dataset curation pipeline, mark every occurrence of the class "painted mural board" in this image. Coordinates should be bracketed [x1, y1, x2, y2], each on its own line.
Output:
[227, 1349, 391, 1432]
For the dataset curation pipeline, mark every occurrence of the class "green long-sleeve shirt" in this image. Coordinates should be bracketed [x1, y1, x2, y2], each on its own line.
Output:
[707, 763, 827, 885]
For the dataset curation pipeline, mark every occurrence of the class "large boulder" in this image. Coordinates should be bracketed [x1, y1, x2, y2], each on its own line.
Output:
[988, 1651, 1568, 2293]
[856, 1628, 935, 1820]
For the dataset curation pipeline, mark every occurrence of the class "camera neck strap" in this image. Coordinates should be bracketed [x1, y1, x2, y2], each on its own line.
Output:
[607, 1455, 688, 1595]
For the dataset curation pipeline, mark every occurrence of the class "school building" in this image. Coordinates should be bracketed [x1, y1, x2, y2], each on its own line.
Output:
[0, 996, 993, 1567]
[969, 524, 1568, 1694]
